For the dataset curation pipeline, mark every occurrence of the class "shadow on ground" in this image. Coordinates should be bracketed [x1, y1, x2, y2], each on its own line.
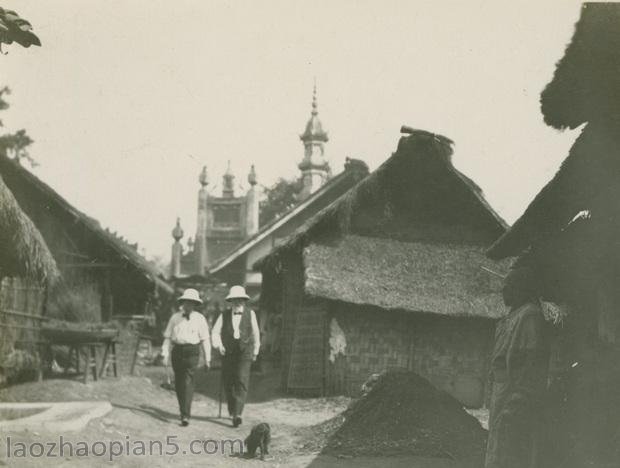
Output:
[304, 455, 470, 468]
[112, 403, 233, 428]
[139, 359, 287, 404]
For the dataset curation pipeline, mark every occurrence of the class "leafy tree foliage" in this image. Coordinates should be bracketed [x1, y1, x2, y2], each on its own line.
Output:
[0, 86, 36, 166]
[259, 177, 302, 226]
[0, 7, 41, 51]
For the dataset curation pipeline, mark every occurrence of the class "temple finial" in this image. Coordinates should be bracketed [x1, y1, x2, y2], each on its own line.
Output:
[222, 160, 235, 197]
[248, 164, 257, 186]
[172, 217, 184, 241]
[199, 166, 208, 187]
[311, 79, 318, 116]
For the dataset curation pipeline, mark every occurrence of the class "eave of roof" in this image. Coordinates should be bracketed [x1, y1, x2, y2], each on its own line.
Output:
[0, 155, 172, 293]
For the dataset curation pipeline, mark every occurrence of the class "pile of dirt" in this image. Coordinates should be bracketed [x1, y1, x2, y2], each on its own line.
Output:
[307, 370, 488, 461]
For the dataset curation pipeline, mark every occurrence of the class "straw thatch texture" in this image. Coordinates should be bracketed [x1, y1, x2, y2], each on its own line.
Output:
[258, 129, 507, 269]
[540, 3, 620, 130]
[490, 3, 620, 260]
[500, 178, 620, 304]
[490, 4, 620, 260]
[304, 235, 507, 319]
[0, 173, 58, 284]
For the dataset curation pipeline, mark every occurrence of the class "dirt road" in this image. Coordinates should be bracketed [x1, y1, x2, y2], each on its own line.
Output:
[0, 368, 470, 467]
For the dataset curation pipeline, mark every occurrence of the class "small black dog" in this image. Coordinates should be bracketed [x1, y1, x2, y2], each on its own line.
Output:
[244, 422, 271, 460]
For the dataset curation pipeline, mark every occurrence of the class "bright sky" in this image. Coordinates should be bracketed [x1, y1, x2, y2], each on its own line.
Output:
[2, 0, 583, 261]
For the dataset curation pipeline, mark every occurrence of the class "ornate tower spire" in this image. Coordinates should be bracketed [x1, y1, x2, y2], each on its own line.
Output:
[222, 160, 235, 198]
[300, 82, 328, 143]
[170, 217, 184, 278]
[298, 82, 330, 200]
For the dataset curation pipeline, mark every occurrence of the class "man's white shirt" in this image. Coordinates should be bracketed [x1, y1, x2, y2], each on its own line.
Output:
[161, 311, 211, 363]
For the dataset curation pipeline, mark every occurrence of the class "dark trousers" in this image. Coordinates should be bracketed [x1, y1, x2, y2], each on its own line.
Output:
[171, 344, 199, 420]
[222, 341, 252, 417]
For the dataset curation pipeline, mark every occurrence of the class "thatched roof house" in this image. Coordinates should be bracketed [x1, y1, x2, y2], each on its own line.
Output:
[487, 5, 620, 466]
[0, 154, 172, 322]
[256, 128, 508, 407]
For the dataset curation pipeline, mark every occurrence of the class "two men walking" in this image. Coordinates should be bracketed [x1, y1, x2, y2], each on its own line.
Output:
[161, 285, 260, 428]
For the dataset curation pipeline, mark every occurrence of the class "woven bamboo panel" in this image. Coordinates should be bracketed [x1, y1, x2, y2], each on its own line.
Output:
[286, 304, 325, 393]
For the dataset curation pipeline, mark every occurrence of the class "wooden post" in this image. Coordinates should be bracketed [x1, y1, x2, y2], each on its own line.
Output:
[84, 344, 98, 383]
[111, 341, 118, 377]
[99, 341, 110, 377]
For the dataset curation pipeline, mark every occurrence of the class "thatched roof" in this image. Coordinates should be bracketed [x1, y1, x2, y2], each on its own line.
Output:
[488, 4, 620, 260]
[304, 235, 507, 319]
[540, 3, 620, 130]
[489, 105, 620, 258]
[257, 128, 507, 269]
[0, 173, 58, 283]
[0, 155, 172, 293]
[509, 212, 615, 305]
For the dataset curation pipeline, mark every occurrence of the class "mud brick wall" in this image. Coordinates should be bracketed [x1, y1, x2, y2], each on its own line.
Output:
[409, 316, 496, 408]
[330, 305, 411, 396]
[329, 303, 496, 408]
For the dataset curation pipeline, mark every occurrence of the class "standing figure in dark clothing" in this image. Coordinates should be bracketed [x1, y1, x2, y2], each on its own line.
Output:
[211, 285, 260, 428]
[485, 267, 551, 468]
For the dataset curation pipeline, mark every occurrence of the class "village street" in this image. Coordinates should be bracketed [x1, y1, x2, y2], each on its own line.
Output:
[5, 3, 618, 468]
[0, 368, 468, 468]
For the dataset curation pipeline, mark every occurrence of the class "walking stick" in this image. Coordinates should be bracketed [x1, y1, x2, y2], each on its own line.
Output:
[218, 366, 223, 418]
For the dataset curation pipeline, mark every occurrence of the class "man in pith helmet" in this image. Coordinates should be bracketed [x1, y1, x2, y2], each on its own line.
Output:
[161, 288, 211, 426]
[211, 285, 260, 427]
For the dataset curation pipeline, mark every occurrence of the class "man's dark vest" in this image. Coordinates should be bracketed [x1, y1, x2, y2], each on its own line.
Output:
[221, 308, 254, 358]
